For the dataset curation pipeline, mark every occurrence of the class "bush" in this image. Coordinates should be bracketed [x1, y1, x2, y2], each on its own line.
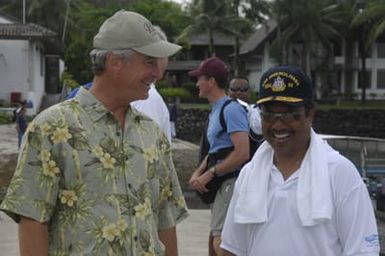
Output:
[182, 82, 198, 96]
[61, 71, 79, 90]
[158, 87, 191, 99]
[0, 113, 12, 124]
[155, 79, 171, 89]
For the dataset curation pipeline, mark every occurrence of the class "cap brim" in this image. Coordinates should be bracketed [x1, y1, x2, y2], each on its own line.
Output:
[133, 40, 182, 58]
[188, 69, 203, 77]
[256, 96, 305, 106]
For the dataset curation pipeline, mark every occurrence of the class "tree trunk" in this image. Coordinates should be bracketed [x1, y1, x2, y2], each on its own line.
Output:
[359, 39, 367, 103]
[233, 36, 240, 76]
[209, 28, 215, 56]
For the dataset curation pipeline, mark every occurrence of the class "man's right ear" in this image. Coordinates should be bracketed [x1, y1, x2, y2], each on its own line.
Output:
[106, 52, 124, 71]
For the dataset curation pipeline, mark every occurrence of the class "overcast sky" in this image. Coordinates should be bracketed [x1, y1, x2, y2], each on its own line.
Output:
[170, 0, 190, 6]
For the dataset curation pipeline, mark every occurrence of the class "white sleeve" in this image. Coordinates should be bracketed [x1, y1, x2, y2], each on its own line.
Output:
[131, 85, 172, 142]
[221, 180, 248, 256]
[334, 160, 380, 255]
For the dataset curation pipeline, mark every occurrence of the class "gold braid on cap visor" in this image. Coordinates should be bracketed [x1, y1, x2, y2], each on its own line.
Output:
[257, 96, 304, 104]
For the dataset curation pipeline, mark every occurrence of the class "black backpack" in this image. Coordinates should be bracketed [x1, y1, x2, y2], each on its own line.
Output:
[198, 99, 263, 163]
[196, 99, 263, 204]
[218, 99, 263, 160]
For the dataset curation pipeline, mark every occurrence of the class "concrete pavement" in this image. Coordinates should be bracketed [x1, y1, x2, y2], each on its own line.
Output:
[0, 209, 210, 256]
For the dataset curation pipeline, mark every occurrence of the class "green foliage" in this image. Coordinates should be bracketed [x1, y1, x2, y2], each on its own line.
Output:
[128, 0, 189, 42]
[158, 88, 191, 99]
[64, 2, 114, 83]
[154, 79, 171, 89]
[0, 113, 12, 124]
[61, 71, 79, 89]
[182, 82, 198, 96]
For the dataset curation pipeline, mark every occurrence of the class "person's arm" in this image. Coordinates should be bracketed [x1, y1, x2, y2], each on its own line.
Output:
[19, 216, 49, 256]
[194, 131, 249, 192]
[158, 226, 178, 256]
[214, 131, 249, 175]
[189, 155, 209, 191]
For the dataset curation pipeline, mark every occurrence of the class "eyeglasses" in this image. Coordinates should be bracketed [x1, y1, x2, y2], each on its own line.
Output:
[229, 87, 249, 92]
[260, 110, 305, 123]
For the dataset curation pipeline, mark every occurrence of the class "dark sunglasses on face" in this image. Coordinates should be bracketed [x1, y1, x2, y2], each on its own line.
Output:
[229, 87, 249, 92]
[260, 110, 305, 123]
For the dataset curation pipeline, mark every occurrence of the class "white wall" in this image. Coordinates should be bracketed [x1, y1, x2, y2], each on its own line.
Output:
[0, 39, 46, 113]
[29, 42, 46, 113]
[0, 40, 29, 102]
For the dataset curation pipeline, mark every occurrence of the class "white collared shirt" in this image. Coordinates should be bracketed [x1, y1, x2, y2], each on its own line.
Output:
[221, 156, 380, 256]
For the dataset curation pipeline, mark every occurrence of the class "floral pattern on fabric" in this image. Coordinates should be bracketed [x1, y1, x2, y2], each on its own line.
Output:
[0, 88, 188, 255]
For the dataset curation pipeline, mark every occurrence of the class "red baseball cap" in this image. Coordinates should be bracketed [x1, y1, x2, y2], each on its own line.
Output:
[188, 57, 229, 80]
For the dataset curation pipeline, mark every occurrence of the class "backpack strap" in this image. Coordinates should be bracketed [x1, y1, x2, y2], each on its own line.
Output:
[218, 99, 236, 135]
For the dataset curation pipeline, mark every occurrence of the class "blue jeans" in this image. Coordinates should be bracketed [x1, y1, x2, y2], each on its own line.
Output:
[18, 131, 24, 149]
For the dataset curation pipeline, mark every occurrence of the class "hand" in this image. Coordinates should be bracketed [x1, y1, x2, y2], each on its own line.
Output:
[190, 171, 214, 194]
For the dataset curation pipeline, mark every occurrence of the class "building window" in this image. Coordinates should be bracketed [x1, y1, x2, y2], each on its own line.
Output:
[378, 44, 385, 58]
[358, 70, 371, 89]
[377, 70, 385, 89]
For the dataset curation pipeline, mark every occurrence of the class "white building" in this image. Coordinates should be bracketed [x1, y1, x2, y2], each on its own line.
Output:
[0, 13, 63, 114]
[240, 19, 385, 100]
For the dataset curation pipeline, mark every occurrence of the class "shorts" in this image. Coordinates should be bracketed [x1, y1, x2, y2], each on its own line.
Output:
[210, 177, 235, 236]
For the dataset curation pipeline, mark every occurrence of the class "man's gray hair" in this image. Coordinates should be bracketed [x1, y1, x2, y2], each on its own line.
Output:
[89, 49, 134, 75]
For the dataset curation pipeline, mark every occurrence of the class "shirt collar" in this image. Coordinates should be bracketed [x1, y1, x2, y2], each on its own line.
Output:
[74, 87, 151, 125]
[74, 87, 118, 122]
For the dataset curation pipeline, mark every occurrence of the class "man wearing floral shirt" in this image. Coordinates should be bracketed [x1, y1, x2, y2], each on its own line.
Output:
[0, 10, 188, 256]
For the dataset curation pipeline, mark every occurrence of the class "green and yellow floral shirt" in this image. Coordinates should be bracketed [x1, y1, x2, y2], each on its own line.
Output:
[0, 88, 188, 255]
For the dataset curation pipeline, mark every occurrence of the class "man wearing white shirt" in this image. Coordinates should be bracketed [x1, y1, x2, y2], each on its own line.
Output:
[221, 65, 379, 256]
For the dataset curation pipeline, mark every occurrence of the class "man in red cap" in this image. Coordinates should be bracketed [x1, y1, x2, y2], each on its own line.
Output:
[189, 57, 250, 255]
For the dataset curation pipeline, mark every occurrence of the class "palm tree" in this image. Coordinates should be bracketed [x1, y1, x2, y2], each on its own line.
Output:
[352, 0, 385, 49]
[225, 0, 265, 75]
[177, 0, 230, 56]
[177, 0, 257, 75]
[268, 0, 342, 77]
[337, 0, 371, 102]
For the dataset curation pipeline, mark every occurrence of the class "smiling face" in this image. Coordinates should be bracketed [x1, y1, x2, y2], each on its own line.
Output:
[260, 102, 315, 158]
[113, 51, 164, 102]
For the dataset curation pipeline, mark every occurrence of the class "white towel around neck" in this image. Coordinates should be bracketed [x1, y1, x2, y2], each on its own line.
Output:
[234, 129, 338, 226]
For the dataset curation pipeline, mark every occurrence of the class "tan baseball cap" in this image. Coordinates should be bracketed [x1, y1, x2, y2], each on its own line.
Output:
[93, 10, 181, 58]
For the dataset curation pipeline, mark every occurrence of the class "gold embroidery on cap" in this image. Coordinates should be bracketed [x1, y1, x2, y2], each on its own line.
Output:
[272, 76, 285, 92]
[257, 96, 303, 104]
[262, 71, 301, 92]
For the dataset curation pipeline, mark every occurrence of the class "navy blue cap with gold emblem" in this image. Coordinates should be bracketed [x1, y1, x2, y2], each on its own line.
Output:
[256, 65, 313, 106]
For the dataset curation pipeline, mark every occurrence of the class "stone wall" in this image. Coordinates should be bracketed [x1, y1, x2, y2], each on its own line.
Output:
[176, 108, 385, 143]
